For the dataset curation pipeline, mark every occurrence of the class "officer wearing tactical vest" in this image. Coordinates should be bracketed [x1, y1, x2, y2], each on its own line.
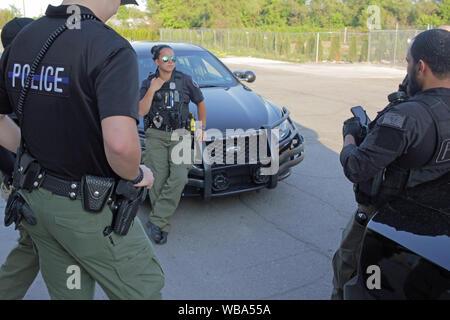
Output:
[0, 0, 165, 300]
[331, 29, 450, 300]
[139, 44, 207, 245]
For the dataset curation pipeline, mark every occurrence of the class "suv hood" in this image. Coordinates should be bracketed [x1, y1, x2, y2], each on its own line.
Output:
[368, 206, 450, 270]
[138, 84, 284, 133]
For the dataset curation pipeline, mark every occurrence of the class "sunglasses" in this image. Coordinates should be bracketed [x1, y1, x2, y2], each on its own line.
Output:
[161, 56, 177, 63]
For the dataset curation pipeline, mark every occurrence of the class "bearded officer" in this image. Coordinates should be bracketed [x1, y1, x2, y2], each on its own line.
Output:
[331, 29, 450, 300]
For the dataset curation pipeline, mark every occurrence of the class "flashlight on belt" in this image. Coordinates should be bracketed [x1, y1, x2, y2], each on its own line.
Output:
[190, 112, 196, 132]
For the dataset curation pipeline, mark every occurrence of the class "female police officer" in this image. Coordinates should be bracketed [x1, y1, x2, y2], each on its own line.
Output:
[139, 45, 207, 245]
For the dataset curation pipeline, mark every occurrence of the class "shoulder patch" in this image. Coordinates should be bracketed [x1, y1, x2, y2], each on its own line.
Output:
[192, 80, 199, 88]
[380, 113, 406, 129]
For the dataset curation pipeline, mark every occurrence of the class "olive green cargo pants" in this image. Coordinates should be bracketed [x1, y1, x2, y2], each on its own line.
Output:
[0, 176, 40, 300]
[143, 128, 193, 233]
[0, 225, 39, 300]
[17, 188, 164, 300]
[331, 204, 377, 300]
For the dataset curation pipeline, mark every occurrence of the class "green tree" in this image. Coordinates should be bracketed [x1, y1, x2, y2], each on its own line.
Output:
[143, 0, 448, 32]
[306, 34, 316, 61]
[360, 38, 369, 62]
[0, 5, 21, 30]
[295, 35, 306, 60]
[306, 34, 323, 62]
[278, 34, 291, 57]
[348, 36, 358, 62]
[439, 0, 450, 22]
[329, 35, 342, 61]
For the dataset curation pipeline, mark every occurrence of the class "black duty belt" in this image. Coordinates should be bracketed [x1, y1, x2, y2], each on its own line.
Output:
[149, 123, 183, 132]
[40, 174, 82, 200]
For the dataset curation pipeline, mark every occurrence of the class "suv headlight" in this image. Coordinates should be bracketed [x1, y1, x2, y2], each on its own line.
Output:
[277, 120, 291, 140]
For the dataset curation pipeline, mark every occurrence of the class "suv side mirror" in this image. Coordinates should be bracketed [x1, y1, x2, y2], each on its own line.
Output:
[233, 70, 256, 83]
[244, 71, 256, 83]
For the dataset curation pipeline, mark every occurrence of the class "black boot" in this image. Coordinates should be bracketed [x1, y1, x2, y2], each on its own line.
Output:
[147, 222, 162, 244]
[159, 231, 168, 245]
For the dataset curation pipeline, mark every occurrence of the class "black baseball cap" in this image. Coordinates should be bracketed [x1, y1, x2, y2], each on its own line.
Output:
[121, 0, 139, 5]
[1, 17, 34, 48]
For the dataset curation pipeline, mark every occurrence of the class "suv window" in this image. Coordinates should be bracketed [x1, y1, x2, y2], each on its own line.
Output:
[137, 49, 236, 88]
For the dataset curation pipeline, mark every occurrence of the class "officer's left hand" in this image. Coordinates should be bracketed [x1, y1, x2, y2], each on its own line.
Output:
[343, 117, 365, 146]
[134, 165, 155, 190]
[398, 75, 409, 94]
[5, 192, 37, 229]
[195, 129, 206, 142]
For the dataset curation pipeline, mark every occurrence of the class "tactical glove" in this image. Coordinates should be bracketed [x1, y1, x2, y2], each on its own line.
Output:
[343, 117, 366, 146]
[5, 192, 37, 229]
[398, 75, 409, 95]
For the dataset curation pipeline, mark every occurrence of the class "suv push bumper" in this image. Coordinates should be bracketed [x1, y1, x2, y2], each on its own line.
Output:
[186, 107, 305, 200]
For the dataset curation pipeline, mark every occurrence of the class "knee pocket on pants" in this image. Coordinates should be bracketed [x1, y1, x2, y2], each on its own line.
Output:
[115, 246, 161, 279]
[114, 247, 165, 299]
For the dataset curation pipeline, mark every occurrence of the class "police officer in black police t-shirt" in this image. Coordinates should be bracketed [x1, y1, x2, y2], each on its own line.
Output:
[331, 29, 450, 300]
[0, 0, 164, 300]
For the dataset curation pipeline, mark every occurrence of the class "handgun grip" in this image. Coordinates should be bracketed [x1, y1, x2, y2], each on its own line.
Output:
[115, 180, 139, 199]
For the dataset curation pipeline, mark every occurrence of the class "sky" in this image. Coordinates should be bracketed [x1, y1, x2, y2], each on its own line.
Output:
[0, 0, 147, 18]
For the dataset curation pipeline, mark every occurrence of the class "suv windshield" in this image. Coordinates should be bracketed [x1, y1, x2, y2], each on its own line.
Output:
[137, 50, 237, 88]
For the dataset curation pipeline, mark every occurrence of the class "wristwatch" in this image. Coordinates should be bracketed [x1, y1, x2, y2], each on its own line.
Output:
[130, 167, 144, 184]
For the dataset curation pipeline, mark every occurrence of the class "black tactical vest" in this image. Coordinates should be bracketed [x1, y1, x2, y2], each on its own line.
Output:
[144, 70, 189, 132]
[405, 95, 450, 187]
[357, 94, 450, 207]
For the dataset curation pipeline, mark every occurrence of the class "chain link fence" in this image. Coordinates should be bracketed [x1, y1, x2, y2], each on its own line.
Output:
[160, 28, 426, 65]
[0, 27, 427, 65]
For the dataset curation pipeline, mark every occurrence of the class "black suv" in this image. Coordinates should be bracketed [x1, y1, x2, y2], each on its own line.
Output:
[344, 175, 450, 300]
[133, 41, 305, 200]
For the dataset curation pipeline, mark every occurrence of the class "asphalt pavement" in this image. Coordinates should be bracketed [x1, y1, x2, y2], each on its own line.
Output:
[0, 59, 405, 300]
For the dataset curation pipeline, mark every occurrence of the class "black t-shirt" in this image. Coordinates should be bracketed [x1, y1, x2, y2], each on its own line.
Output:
[139, 69, 204, 104]
[0, 5, 140, 180]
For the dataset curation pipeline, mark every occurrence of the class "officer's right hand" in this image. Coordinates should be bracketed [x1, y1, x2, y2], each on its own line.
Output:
[149, 78, 165, 94]
[134, 165, 154, 190]
[343, 117, 366, 146]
